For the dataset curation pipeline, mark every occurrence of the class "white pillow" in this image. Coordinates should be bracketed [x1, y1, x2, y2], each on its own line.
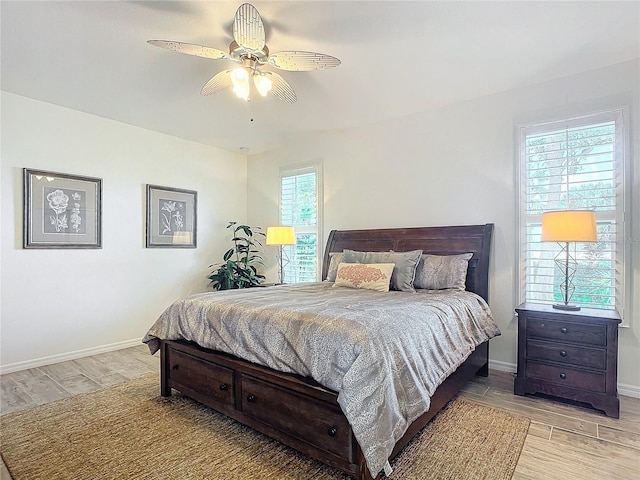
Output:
[333, 262, 395, 292]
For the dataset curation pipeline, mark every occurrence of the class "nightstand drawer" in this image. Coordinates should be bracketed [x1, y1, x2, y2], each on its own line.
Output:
[527, 317, 606, 346]
[526, 361, 606, 393]
[526, 339, 606, 370]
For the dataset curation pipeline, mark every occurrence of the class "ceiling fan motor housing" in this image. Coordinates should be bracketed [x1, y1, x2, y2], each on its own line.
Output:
[229, 40, 269, 63]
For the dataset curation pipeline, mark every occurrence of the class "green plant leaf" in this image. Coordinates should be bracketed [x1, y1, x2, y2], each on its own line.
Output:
[208, 221, 267, 290]
[238, 225, 251, 237]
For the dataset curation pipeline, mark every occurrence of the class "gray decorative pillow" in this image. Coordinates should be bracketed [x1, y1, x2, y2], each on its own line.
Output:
[414, 253, 473, 290]
[342, 249, 422, 292]
[325, 252, 345, 282]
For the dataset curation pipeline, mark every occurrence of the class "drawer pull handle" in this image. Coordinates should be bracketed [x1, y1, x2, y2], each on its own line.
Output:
[172, 364, 179, 370]
[219, 383, 229, 391]
[559, 373, 567, 380]
[247, 394, 256, 403]
[328, 427, 337, 437]
[560, 351, 567, 357]
[560, 327, 568, 334]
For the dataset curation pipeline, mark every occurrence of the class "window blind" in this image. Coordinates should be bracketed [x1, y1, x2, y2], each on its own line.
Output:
[519, 110, 626, 316]
[280, 169, 319, 283]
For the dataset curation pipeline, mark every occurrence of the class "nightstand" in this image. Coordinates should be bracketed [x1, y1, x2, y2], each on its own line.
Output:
[514, 302, 621, 418]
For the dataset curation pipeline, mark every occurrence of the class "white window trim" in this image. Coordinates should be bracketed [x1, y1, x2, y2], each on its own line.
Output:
[279, 160, 324, 282]
[515, 105, 632, 326]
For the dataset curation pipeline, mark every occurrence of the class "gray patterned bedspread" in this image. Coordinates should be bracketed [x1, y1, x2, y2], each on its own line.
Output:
[143, 282, 500, 477]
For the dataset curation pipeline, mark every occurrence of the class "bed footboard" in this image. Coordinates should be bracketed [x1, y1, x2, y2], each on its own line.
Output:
[160, 339, 489, 480]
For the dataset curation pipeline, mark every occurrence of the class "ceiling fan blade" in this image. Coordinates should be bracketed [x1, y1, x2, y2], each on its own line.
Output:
[201, 70, 233, 96]
[262, 71, 297, 104]
[233, 3, 265, 51]
[268, 51, 341, 71]
[148, 40, 230, 60]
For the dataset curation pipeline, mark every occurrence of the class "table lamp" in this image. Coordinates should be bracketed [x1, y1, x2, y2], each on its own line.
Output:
[541, 210, 597, 310]
[266, 226, 296, 284]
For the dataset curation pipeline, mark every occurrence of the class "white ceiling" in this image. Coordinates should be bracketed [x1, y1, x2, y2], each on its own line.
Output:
[2, 1, 639, 154]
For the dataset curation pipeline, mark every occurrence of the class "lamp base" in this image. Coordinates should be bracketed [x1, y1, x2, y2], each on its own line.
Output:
[552, 303, 581, 311]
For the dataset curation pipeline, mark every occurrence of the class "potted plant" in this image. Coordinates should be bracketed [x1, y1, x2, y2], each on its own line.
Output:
[208, 222, 266, 290]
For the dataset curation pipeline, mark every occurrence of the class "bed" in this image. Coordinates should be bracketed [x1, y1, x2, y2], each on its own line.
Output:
[143, 224, 498, 479]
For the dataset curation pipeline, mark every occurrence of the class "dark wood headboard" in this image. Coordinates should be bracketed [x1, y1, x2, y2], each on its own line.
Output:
[322, 224, 494, 302]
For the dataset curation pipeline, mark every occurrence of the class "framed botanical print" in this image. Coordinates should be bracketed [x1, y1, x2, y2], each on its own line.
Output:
[146, 184, 197, 248]
[23, 168, 102, 249]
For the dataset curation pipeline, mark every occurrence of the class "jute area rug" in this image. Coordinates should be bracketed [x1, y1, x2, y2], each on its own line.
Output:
[0, 374, 529, 480]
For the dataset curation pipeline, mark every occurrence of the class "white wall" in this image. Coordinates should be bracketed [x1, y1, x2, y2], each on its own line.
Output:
[247, 59, 640, 395]
[0, 92, 247, 372]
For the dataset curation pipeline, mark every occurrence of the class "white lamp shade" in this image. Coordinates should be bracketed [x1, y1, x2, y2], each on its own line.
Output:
[230, 67, 249, 86]
[254, 74, 273, 96]
[541, 210, 597, 242]
[266, 226, 296, 245]
[233, 83, 250, 100]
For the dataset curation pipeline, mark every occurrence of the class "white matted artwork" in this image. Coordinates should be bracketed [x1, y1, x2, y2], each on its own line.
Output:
[23, 168, 102, 249]
[146, 184, 197, 248]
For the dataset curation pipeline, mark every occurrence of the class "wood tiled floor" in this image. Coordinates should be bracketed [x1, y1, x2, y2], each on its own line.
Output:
[1, 345, 639, 479]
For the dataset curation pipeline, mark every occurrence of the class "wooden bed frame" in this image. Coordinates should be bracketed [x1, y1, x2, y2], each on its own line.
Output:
[159, 224, 494, 479]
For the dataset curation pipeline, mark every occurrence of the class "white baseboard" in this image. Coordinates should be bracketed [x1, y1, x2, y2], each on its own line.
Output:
[2, 344, 640, 399]
[618, 383, 640, 399]
[0, 338, 143, 375]
[489, 359, 517, 373]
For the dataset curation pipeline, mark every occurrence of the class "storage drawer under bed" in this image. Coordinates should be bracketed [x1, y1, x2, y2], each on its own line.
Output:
[166, 348, 235, 408]
[240, 373, 353, 459]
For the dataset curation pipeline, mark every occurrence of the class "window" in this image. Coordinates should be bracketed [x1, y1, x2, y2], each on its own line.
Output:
[279, 162, 323, 283]
[517, 108, 630, 321]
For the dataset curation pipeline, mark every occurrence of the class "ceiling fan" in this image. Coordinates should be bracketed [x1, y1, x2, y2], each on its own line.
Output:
[148, 3, 341, 104]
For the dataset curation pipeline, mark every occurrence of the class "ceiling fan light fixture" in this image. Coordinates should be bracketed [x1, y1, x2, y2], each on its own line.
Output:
[230, 67, 249, 88]
[149, 3, 340, 105]
[254, 74, 273, 96]
[233, 83, 250, 101]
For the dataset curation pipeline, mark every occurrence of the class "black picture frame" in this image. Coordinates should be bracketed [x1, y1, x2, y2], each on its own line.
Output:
[23, 168, 102, 249]
[146, 184, 197, 248]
